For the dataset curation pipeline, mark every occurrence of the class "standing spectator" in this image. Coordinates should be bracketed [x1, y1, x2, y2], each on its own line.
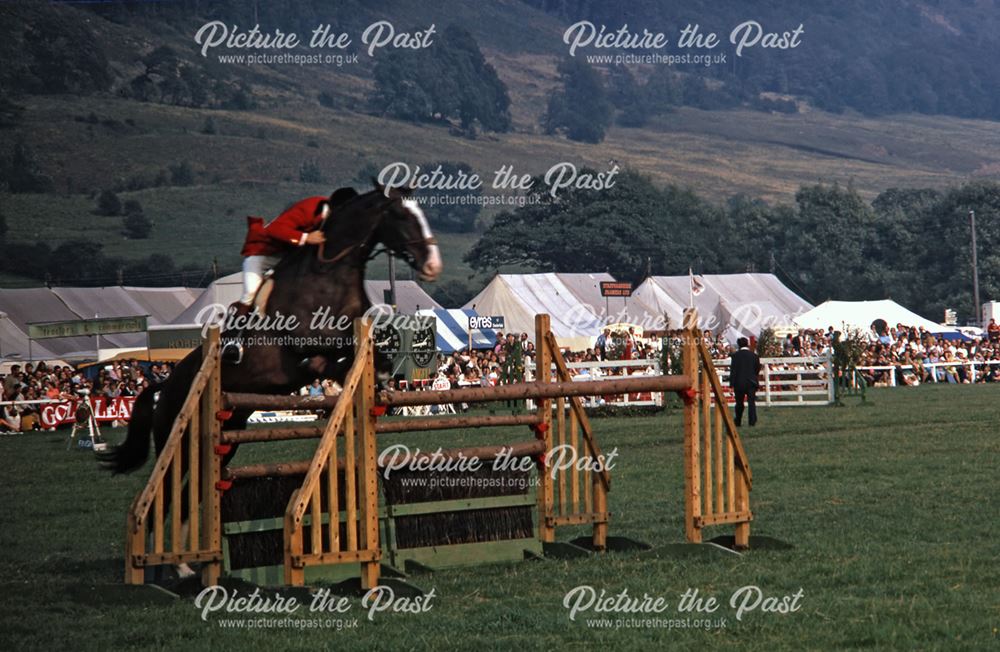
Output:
[596, 329, 609, 361]
[729, 337, 762, 427]
[988, 319, 1000, 344]
[3, 364, 21, 399]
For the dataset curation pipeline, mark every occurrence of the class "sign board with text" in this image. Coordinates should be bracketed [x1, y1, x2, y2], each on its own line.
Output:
[469, 315, 505, 330]
[147, 325, 204, 350]
[600, 282, 633, 297]
[28, 316, 148, 340]
[38, 396, 137, 429]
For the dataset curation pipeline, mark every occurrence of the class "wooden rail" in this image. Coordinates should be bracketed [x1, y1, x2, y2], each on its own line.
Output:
[223, 392, 339, 411]
[377, 374, 692, 407]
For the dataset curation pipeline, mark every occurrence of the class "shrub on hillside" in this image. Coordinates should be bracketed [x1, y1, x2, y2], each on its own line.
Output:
[169, 161, 194, 186]
[123, 213, 152, 239]
[96, 190, 122, 216]
[299, 160, 323, 183]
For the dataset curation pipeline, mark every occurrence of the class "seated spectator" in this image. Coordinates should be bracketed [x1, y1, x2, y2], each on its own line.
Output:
[1, 400, 21, 432]
[307, 379, 324, 397]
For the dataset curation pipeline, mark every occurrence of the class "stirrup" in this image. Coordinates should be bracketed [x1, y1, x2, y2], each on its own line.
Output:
[221, 339, 244, 365]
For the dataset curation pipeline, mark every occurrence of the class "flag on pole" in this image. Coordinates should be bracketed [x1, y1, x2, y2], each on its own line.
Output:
[689, 268, 704, 308]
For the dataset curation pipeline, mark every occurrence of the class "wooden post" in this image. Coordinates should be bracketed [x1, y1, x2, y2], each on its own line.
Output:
[569, 409, 580, 515]
[283, 492, 304, 586]
[327, 417, 341, 556]
[535, 314, 555, 543]
[714, 404, 724, 515]
[354, 318, 381, 589]
[200, 326, 222, 586]
[344, 404, 358, 552]
[682, 309, 702, 543]
[734, 467, 751, 549]
[125, 511, 145, 585]
[701, 366, 712, 518]
[171, 443, 182, 553]
[556, 397, 566, 516]
[591, 442, 608, 550]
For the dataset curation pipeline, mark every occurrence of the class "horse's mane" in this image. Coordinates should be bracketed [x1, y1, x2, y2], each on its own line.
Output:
[272, 188, 391, 275]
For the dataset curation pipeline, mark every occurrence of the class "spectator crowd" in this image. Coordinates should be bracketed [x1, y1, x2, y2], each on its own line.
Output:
[430, 320, 1000, 390]
[425, 328, 661, 389]
[0, 359, 171, 433]
[5, 318, 999, 433]
[775, 320, 1000, 386]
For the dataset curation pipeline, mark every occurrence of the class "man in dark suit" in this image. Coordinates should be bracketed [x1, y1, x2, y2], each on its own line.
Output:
[729, 337, 762, 427]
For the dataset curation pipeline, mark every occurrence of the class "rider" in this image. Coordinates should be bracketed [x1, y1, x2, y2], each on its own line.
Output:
[221, 189, 357, 363]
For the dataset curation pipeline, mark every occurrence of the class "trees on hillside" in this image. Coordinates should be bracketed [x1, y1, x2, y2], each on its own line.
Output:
[465, 175, 1000, 323]
[370, 25, 511, 133]
[412, 161, 482, 233]
[96, 190, 122, 216]
[543, 58, 613, 143]
[465, 170, 723, 281]
[2, 142, 53, 194]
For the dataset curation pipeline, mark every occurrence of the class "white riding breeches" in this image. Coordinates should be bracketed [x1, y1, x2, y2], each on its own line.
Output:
[240, 254, 281, 305]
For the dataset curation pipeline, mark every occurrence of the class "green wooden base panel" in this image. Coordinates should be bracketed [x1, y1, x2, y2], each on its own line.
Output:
[388, 537, 543, 571]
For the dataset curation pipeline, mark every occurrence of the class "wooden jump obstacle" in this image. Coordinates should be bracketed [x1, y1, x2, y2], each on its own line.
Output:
[124, 311, 752, 588]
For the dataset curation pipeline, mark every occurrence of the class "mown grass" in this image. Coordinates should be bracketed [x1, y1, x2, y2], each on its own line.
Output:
[1, 383, 998, 650]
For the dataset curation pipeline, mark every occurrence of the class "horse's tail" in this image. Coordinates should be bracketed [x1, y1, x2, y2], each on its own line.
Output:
[97, 380, 161, 474]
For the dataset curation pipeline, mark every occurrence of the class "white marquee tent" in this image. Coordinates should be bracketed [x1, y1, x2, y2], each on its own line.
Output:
[794, 299, 957, 335]
[634, 273, 813, 341]
[463, 274, 605, 350]
[463, 272, 813, 348]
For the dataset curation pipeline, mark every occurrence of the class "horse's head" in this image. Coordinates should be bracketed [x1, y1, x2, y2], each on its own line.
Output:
[371, 184, 442, 282]
[318, 185, 442, 282]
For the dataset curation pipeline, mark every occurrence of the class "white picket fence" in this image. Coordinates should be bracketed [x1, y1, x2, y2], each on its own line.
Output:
[527, 356, 835, 407]
[713, 356, 835, 407]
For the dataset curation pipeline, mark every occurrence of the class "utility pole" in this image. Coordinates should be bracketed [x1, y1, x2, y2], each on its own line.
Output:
[212, 257, 219, 281]
[970, 210, 981, 325]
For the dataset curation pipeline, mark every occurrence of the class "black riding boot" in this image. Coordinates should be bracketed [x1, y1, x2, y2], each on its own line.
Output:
[221, 302, 253, 364]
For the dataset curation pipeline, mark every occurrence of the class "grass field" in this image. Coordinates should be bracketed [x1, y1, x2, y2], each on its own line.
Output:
[2, 384, 998, 650]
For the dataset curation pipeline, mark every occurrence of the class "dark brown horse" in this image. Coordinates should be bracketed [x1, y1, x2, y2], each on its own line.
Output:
[100, 185, 440, 476]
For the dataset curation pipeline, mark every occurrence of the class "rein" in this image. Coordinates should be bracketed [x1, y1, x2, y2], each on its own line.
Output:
[315, 202, 437, 265]
[315, 214, 383, 265]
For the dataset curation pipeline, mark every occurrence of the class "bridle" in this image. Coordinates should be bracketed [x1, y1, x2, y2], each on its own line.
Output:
[315, 197, 437, 266]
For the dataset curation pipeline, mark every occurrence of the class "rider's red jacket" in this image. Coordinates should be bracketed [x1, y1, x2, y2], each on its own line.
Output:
[240, 196, 329, 257]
